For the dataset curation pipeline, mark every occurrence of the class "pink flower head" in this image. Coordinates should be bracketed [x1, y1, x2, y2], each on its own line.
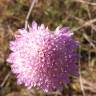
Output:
[7, 21, 79, 92]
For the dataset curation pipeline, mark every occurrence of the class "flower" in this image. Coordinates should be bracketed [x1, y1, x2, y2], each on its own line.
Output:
[7, 21, 79, 92]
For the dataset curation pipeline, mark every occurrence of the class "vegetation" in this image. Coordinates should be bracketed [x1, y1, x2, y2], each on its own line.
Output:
[0, 0, 96, 96]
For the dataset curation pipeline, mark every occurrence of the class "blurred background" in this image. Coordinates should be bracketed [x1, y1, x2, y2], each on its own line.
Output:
[0, 0, 96, 96]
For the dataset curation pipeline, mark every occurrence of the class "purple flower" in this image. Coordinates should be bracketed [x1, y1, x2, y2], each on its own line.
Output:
[7, 21, 79, 92]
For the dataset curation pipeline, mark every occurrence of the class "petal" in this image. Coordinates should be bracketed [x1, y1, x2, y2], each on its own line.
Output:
[18, 29, 28, 35]
[31, 21, 37, 30]
[40, 24, 45, 30]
